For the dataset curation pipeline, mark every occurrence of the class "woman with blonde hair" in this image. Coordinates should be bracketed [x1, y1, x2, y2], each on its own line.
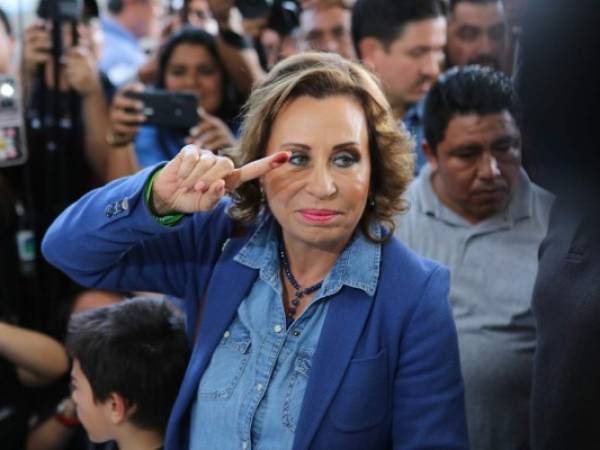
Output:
[43, 52, 468, 450]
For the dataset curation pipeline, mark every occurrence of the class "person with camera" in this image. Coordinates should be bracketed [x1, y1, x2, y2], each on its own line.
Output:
[207, 0, 355, 95]
[21, 13, 122, 180]
[107, 26, 242, 170]
[43, 52, 468, 450]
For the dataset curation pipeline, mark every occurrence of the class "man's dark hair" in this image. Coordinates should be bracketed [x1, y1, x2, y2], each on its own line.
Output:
[0, 7, 12, 36]
[424, 65, 520, 152]
[66, 298, 190, 433]
[352, 0, 448, 57]
[107, 0, 124, 14]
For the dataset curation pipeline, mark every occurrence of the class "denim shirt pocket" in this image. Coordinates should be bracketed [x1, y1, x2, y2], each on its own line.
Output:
[329, 348, 388, 432]
[198, 320, 252, 400]
[283, 348, 314, 432]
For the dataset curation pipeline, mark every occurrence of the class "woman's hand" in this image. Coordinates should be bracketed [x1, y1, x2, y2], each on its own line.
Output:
[23, 21, 52, 76]
[107, 83, 146, 146]
[187, 109, 237, 152]
[208, 0, 235, 24]
[64, 46, 101, 97]
[151, 145, 289, 215]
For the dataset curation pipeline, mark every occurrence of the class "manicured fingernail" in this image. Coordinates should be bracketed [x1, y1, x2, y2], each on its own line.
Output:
[272, 153, 289, 165]
[182, 145, 197, 156]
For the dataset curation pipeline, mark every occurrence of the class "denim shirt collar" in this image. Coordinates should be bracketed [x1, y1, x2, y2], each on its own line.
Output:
[234, 215, 381, 297]
[402, 97, 425, 125]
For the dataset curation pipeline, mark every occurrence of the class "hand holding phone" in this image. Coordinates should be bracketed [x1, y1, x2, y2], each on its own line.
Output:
[186, 109, 237, 153]
[107, 83, 146, 146]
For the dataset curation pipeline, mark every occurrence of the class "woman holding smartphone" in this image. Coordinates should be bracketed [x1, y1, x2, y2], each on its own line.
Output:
[107, 26, 242, 168]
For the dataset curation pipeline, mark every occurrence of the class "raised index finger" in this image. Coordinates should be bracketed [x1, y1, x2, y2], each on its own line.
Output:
[224, 151, 290, 191]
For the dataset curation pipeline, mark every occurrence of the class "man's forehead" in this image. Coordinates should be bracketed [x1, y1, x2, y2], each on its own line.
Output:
[445, 111, 518, 137]
[389, 17, 447, 48]
[300, 6, 351, 30]
[451, 1, 506, 24]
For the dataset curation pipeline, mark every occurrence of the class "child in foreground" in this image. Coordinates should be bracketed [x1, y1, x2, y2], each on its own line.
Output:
[66, 298, 189, 450]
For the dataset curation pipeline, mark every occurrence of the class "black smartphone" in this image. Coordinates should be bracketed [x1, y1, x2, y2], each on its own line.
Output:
[125, 89, 200, 129]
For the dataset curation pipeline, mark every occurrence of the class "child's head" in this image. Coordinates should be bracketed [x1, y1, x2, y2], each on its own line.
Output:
[66, 298, 189, 443]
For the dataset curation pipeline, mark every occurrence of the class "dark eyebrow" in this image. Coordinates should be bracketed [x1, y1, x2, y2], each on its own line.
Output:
[450, 143, 482, 153]
[280, 142, 359, 151]
[491, 135, 519, 146]
[332, 141, 360, 150]
[280, 143, 310, 150]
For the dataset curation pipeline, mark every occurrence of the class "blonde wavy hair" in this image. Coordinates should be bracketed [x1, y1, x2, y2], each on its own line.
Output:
[228, 52, 414, 242]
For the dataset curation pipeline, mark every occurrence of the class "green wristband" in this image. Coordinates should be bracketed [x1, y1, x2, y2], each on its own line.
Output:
[144, 168, 184, 227]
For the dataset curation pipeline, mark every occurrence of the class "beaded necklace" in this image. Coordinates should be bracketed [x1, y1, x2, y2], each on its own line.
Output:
[278, 240, 324, 324]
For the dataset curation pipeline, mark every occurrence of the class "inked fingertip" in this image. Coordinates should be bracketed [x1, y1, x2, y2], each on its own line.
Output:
[273, 152, 290, 164]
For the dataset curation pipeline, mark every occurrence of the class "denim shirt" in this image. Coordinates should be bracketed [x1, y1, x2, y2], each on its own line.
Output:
[402, 98, 426, 175]
[189, 217, 380, 450]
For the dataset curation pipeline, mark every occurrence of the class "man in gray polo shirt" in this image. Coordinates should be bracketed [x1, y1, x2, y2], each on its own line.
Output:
[395, 66, 553, 450]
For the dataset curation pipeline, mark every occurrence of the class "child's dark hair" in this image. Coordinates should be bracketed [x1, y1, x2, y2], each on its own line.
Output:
[66, 298, 189, 433]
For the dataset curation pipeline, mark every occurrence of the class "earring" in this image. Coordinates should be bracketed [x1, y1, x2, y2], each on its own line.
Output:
[368, 192, 375, 208]
[259, 185, 266, 204]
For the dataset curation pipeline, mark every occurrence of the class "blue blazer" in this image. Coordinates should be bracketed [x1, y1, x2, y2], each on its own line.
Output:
[42, 168, 468, 450]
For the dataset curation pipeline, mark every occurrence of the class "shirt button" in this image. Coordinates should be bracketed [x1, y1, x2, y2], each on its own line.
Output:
[242, 441, 248, 450]
[255, 382, 264, 392]
[273, 324, 283, 333]
[223, 330, 230, 338]
[293, 330, 301, 337]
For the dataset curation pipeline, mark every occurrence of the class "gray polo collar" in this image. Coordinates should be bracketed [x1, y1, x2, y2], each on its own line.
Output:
[414, 164, 533, 229]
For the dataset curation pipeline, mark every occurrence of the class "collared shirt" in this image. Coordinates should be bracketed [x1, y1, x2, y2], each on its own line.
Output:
[394, 165, 553, 450]
[99, 14, 147, 87]
[190, 216, 380, 450]
[402, 99, 426, 174]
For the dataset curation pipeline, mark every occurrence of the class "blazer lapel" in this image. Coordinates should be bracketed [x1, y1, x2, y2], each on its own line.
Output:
[292, 286, 374, 450]
[168, 237, 257, 435]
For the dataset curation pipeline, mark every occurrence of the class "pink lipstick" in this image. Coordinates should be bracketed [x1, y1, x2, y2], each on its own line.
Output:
[298, 209, 340, 224]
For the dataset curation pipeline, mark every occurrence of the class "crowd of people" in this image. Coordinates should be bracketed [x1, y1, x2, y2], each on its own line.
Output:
[1, 0, 599, 449]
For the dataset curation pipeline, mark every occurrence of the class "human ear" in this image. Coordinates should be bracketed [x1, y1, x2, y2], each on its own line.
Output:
[358, 38, 384, 71]
[107, 392, 133, 425]
[422, 142, 439, 172]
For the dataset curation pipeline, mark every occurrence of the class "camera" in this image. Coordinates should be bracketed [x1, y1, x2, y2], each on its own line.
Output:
[37, 0, 83, 23]
[236, 0, 300, 36]
[236, 0, 273, 19]
[36, 0, 84, 60]
[0, 76, 27, 168]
